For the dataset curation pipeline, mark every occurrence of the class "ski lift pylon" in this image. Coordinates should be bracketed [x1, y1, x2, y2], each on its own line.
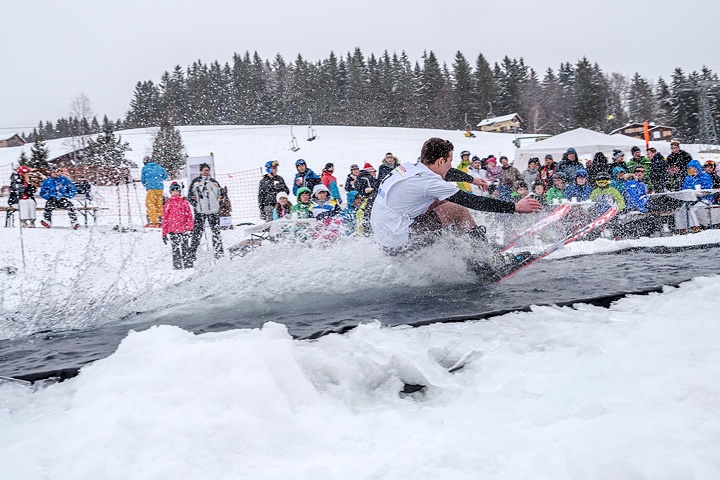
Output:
[307, 114, 317, 142]
[289, 126, 300, 152]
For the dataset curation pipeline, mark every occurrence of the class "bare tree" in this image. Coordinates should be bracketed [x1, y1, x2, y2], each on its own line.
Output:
[63, 93, 95, 164]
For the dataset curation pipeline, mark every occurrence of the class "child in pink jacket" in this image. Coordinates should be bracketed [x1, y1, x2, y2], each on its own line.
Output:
[162, 182, 195, 269]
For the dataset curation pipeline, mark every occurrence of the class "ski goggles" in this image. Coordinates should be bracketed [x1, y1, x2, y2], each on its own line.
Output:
[596, 179, 610, 186]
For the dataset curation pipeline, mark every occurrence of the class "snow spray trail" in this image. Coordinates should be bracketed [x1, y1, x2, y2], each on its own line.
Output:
[2, 241, 720, 381]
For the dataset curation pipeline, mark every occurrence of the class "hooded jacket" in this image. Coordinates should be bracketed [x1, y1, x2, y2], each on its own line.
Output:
[290, 187, 313, 219]
[258, 174, 289, 212]
[682, 160, 714, 203]
[40, 175, 77, 200]
[321, 170, 342, 203]
[162, 195, 194, 236]
[310, 184, 341, 220]
[190, 175, 224, 214]
[292, 168, 321, 196]
[9, 166, 36, 205]
[610, 166, 627, 194]
[141, 162, 168, 191]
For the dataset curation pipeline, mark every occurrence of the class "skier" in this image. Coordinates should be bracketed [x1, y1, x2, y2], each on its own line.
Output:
[161, 182, 194, 269]
[189, 162, 225, 258]
[370, 137, 541, 253]
[140, 156, 168, 228]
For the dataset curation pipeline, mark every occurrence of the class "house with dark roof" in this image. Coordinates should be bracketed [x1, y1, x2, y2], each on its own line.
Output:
[610, 122, 674, 142]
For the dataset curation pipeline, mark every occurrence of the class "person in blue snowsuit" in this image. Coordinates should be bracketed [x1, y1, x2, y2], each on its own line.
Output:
[623, 165, 649, 213]
[610, 165, 628, 195]
[292, 159, 321, 196]
[39, 167, 79, 228]
[564, 169, 593, 201]
[342, 190, 361, 235]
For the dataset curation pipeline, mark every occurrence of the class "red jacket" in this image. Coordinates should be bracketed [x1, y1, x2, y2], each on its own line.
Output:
[162, 196, 194, 236]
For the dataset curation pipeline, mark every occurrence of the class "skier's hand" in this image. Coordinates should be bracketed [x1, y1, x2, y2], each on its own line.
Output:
[365, 187, 374, 194]
[471, 177, 489, 191]
[514, 197, 543, 213]
[162, 236, 168, 245]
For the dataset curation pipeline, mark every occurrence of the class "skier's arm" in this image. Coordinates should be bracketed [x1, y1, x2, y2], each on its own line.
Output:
[446, 190, 516, 214]
[445, 168, 473, 183]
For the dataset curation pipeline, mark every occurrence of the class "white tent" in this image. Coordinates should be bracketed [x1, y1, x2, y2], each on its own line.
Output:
[513, 128, 647, 173]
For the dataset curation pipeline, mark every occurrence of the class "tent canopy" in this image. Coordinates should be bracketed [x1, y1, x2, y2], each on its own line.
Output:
[513, 128, 646, 173]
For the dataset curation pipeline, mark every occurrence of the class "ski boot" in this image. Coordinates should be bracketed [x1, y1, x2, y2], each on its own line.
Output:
[466, 225, 500, 252]
[469, 251, 534, 282]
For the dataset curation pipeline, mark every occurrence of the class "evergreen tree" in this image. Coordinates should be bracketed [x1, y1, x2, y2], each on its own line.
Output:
[572, 57, 606, 130]
[654, 77, 673, 126]
[345, 48, 369, 125]
[451, 51, 475, 130]
[18, 150, 29, 167]
[83, 126, 132, 169]
[670, 68, 698, 142]
[472, 53, 496, 121]
[151, 120, 186, 173]
[416, 50, 445, 128]
[28, 132, 50, 169]
[628, 73, 655, 122]
[125, 80, 162, 128]
[520, 69, 544, 133]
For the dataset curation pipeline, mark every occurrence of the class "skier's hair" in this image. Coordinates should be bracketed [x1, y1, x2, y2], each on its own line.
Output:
[420, 138, 454, 165]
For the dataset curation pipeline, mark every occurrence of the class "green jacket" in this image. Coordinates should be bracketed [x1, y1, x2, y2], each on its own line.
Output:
[545, 186, 566, 205]
[290, 202, 312, 219]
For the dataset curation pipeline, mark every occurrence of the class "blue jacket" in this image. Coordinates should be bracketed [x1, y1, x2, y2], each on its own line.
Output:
[40, 175, 77, 200]
[141, 162, 168, 191]
[342, 191, 359, 234]
[292, 169, 321, 196]
[623, 179, 648, 213]
[682, 163, 714, 203]
[564, 183, 593, 202]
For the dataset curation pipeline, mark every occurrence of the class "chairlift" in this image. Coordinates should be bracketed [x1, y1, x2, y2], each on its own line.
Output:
[289, 126, 300, 152]
[307, 114, 317, 142]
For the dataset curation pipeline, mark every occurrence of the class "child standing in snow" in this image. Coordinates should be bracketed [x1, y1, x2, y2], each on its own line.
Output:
[162, 182, 195, 269]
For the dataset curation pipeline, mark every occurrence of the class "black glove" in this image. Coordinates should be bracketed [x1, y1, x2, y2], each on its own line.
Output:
[162, 236, 168, 245]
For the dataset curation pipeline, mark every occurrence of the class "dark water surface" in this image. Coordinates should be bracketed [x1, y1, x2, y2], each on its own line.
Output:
[2, 244, 719, 380]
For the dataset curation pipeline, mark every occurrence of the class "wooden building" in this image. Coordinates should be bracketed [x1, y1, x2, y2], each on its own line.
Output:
[610, 123, 674, 141]
[477, 113, 523, 133]
[0, 133, 26, 148]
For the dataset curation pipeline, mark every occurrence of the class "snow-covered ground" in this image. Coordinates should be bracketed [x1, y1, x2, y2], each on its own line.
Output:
[1, 126, 720, 479]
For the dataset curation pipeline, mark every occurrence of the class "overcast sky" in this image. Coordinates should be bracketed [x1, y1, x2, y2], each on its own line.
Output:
[1, 0, 718, 135]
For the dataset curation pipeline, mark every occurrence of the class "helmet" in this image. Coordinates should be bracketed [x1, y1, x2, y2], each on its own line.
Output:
[554, 172, 568, 182]
[265, 160, 278, 173]
[169, 182, 182, 192]
[295, 159, 306, 167]
[575, 169, 588, 178]
[460, 150, 471, 157]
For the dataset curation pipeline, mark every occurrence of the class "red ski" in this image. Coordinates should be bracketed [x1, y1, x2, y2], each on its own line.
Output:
[500, 203, 572, 252]
[495, 207, 619, 282]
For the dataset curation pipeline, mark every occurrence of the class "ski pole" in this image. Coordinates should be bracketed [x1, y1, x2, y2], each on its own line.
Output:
[18, 208, 26, 270]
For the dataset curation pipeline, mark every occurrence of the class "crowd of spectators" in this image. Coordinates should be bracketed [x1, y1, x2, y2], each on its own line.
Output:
[258, 141, 720, 241]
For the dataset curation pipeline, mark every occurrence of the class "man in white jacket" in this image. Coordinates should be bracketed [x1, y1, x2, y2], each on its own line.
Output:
[188, 163, 225, 259]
